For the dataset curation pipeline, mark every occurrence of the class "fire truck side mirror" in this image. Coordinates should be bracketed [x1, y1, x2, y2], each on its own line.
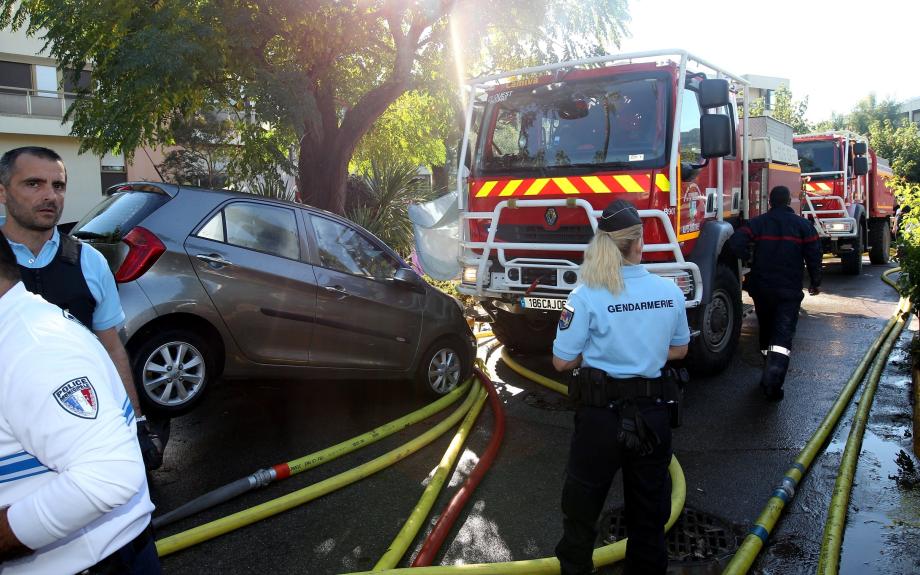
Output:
[854, 156, 869, 176]
[699, 79, 731, 109]
[853, 142, 868, 156]
[700, 114, 732, 158]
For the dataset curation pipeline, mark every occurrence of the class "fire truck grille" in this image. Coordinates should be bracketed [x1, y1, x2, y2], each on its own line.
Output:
[496, 224, 593, 244]
[521, 268, 554, 285]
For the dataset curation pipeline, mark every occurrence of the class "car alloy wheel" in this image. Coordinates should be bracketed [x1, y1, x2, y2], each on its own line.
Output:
[141, 340, 207, 408]
[426, 345, 463, 394]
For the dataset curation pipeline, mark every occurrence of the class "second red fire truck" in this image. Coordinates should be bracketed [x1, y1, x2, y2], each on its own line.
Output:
[793, 131, 895, 274]
[454, 50, 801, 374]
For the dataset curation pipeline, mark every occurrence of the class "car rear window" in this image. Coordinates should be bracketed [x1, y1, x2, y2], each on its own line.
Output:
[72, 191, 169, 242]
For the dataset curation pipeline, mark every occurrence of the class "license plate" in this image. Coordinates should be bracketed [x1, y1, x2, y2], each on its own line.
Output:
[521, 296, 565, 311]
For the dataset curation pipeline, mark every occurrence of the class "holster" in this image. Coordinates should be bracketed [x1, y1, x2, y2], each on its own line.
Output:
[662, 365, 688, 429]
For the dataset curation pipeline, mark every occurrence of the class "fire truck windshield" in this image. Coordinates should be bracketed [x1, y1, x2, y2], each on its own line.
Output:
[794, 140, 838, 178]
[476, 75, 668, 175]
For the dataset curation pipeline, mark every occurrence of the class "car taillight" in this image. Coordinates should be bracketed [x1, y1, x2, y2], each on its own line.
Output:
[115, 226, 166, 283]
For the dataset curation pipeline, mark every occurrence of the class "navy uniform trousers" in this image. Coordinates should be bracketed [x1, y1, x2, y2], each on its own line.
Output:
[750, 286, 804, 351]
[555, 400, 672, 575]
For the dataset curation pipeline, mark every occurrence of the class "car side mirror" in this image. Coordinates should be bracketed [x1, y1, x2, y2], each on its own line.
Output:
[853, 156, 869, 176]
[700, 114, 733, 158]
[393, 267, 426, 292]
[699, 79, 731, 109]
[853, 142, 868, 156]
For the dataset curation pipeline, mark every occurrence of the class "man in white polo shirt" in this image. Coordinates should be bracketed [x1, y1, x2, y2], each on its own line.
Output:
[0, 228, 159, 573]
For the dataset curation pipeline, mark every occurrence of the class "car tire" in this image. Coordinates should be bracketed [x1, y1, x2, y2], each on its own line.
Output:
[687, 263, 742, 375]
[868, 219, 891, 265]
[415, 336, 472, 396]
[841, 223, 864, 275]
[491, 308, 558, 355]
[132, 329, 214, 417]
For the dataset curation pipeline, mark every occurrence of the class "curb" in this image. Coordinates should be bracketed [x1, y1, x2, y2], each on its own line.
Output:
[914, 338, 920, 459]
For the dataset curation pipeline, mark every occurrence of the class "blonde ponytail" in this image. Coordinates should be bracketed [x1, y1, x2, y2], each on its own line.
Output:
[580, 224, 643, 294]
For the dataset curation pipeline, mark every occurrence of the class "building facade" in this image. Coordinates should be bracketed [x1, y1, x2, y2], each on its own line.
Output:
[0, 26, 131, 224]
[900, 97, 920, 126]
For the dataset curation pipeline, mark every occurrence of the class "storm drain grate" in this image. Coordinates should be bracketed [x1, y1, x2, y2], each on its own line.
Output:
[599, 506, 743, 564]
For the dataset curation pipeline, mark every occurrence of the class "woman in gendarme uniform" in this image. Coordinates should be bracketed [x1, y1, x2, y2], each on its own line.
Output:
[552, 199, 690, 575]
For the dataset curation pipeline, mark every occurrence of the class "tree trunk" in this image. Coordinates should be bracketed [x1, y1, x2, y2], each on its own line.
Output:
[431, 164, 450, 193]
[297, 135, 350, 215]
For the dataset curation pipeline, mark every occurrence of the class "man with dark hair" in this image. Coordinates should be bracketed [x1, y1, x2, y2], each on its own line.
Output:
[0, 229, 160, 573]
[0, 146, 163, 469]
[729, 185, 822, 400]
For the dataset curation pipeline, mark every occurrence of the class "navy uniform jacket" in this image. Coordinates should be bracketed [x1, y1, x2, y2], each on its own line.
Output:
[728, 205, 822, 292]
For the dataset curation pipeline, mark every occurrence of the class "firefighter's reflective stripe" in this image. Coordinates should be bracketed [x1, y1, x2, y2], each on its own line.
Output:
[472, 173, 669, 197]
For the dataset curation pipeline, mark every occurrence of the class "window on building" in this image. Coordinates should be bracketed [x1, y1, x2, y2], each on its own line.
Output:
[62, 68, 92, 93]
[0, 60, 31, 94]
[34, 65, 58, 97]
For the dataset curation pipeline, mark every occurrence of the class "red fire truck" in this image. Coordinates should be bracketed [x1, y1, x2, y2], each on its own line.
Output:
[793, 131, 895, 274]
[455, 50, 801, 374]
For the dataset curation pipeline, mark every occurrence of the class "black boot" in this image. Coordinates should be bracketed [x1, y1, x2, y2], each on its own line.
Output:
[760, 350, 789, 401]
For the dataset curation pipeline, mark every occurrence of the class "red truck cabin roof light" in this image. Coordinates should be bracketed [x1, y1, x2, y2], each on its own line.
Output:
[115, 226, 166, 283]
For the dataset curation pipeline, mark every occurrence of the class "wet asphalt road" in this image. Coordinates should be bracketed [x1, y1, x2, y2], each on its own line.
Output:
[149, 257, 919, 574]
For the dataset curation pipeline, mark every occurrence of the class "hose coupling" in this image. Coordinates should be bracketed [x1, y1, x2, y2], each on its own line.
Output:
[779, 477, 796, 499]
[250, 467, 277, 489]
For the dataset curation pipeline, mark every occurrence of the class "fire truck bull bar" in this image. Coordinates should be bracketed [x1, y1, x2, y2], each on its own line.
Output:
[457, 198, 702, 308]
[801, 191, 857, 239]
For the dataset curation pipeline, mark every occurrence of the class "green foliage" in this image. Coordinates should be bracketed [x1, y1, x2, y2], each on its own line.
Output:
[894, 178, 920, 314]
[423, 276, 476, 311]
[158, 111, 234, 188]
[844, 94, 903, 136]
[771, 85, 812, 134]
[868, 120, 920, 183]
[351, 91, 451, 173]
[741, 85, 811, 134]
[345, 154, 438, 256]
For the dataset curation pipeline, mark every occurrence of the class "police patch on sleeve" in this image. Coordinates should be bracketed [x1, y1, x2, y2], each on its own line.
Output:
[558, 303, 575, 330]
[54, 377, 99, 419]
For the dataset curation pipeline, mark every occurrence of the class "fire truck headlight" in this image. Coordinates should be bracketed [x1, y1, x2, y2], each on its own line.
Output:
[826, 222, 853, 232]
[462, 266, 479, 285]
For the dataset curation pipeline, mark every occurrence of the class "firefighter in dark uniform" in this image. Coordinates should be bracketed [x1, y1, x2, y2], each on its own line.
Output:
[553, 199, 690, 575]
[728, 185, 822, 400]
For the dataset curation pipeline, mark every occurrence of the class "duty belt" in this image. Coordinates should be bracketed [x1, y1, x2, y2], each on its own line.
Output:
[569, 366, 672, 408]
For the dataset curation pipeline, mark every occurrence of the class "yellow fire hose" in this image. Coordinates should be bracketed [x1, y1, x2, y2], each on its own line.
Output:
[373, 386, 489, 569]
[724, 267, 911, 574]
[154, 382, 473, 529]
[817, 268, 913, 574]
[157, 381, 482, 556]
[344, 346, 688, 574]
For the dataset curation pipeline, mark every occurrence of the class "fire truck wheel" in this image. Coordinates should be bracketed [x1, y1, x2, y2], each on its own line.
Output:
[868, 220, 891, 265]
[491, 309, 558, 355]
[841, 223, 865, 275]
[687, 264, 742, 375]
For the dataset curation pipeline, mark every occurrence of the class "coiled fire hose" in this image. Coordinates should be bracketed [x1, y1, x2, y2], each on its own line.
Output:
[346, 344, 687, 574]
[724, 267, 912, 574]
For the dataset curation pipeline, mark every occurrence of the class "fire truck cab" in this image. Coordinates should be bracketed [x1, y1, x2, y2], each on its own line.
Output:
[455, 50, 797, 374]
[794, 131, 895, 274]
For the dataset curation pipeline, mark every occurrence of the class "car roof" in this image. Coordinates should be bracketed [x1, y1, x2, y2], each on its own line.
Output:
[106, 181, 350, 224]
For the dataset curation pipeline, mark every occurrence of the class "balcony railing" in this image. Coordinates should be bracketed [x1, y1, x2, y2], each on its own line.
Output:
[0, 85, 81, 118]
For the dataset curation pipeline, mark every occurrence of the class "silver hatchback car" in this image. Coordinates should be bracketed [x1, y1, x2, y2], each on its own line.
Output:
[72, 183, 475, 416]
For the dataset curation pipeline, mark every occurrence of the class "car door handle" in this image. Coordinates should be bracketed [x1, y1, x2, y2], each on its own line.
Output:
[195, 253, 233, 267]
[324, 285, 349, 299]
